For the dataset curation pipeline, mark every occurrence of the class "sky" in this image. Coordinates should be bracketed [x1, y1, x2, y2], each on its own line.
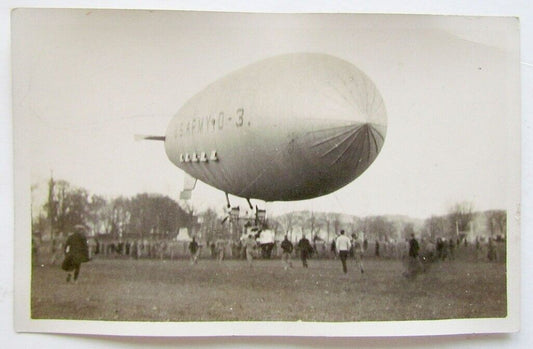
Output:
[11, 10, 521, 219]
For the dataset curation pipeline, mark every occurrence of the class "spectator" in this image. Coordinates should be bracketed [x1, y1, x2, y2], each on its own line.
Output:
[244, 234, 257, 267]
[189, 237, 199, 265]
[404, 233, 421, 279]
[336, 230, 351, 274]
[62, 225, 90, 283]
[280, 235, 294, 270]
[351, 233, 365, 274]
[330, 238, 337, 259]
[298, 235, 312, 268]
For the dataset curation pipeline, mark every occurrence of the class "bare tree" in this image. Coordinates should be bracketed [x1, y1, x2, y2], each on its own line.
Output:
[110, 196, 131, 238]
[367, 216, 395, 241]
[486, 210, 507, 238]
[326, 212, 341, 242]
[180, 201, 199, 238]
[86, 195, 108, 235]
[449, 201, 474, 237]
[277, 212, 300, 241]
[350, 216, 361, 235]
[424, 215, 451, 240]
[401, 222, 415, 240]
[199, 208, 220, 242]
[44, 179, 91, 236]
[302, 211, 323, 240]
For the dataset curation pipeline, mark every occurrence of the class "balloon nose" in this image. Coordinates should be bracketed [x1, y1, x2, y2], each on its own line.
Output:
[307, 121, 385, 174]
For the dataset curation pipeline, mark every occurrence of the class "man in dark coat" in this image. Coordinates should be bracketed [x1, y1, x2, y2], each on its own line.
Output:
[62, 225, 89, 283]
[330, 238, 337, 259]
[280, 235, 294, 270]
[297, 235, 312, 268]
[404, 233, 421, 279]
[409, 234, 420, 258]
[189, 237, 200, 265]
[436, 237, 443, 260]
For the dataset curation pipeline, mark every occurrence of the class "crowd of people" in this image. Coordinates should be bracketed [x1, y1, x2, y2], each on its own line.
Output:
[32, 226, 505, 283]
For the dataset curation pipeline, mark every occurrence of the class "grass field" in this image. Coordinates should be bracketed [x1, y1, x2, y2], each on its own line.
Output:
[31, 257, 506, 322]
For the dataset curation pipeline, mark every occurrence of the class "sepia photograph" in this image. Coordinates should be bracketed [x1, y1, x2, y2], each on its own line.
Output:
[11, 8, 520, 337]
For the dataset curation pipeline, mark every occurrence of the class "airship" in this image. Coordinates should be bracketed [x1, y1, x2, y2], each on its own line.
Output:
[139, 53, 387, 204]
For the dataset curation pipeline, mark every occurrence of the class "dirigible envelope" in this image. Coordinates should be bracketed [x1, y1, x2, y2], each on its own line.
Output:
[165, 53, 387, 201]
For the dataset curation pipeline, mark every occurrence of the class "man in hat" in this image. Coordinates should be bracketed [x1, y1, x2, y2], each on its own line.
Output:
[404, 233, 421, 279]
[62, 225, 90, 283]
[280, 235, 294, 270]
[297, 234, 312, 268]
[189, 236, 200, 265]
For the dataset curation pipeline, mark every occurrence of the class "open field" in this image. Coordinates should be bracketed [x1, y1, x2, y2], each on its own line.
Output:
[31, 257, 506, 322]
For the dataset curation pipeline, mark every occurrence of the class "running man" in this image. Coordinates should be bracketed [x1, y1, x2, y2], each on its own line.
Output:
[335, 230, 351, 274]
[62, 225, 90, 283]
[351, 233, 365, 274]
[244, 234, 257, 267]
[280, 235, 294, 270]
[297, 235, 312, 268]
[189, 237, 199, 265]
[404, 233, 422, 279]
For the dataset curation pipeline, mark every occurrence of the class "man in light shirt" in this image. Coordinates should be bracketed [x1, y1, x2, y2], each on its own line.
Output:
[336, 230, 352, 274]
[244, 234, 257, 267]
[351, 233, 365, 274]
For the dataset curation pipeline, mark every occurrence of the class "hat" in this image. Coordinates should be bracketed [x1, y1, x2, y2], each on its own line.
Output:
[74, 224, 87, 231]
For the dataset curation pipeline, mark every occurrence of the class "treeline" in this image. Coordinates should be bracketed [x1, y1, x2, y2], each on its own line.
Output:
[271, 203, 507, 242]
[32, 178, 192, 239]
[32, 178, 507, 243]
